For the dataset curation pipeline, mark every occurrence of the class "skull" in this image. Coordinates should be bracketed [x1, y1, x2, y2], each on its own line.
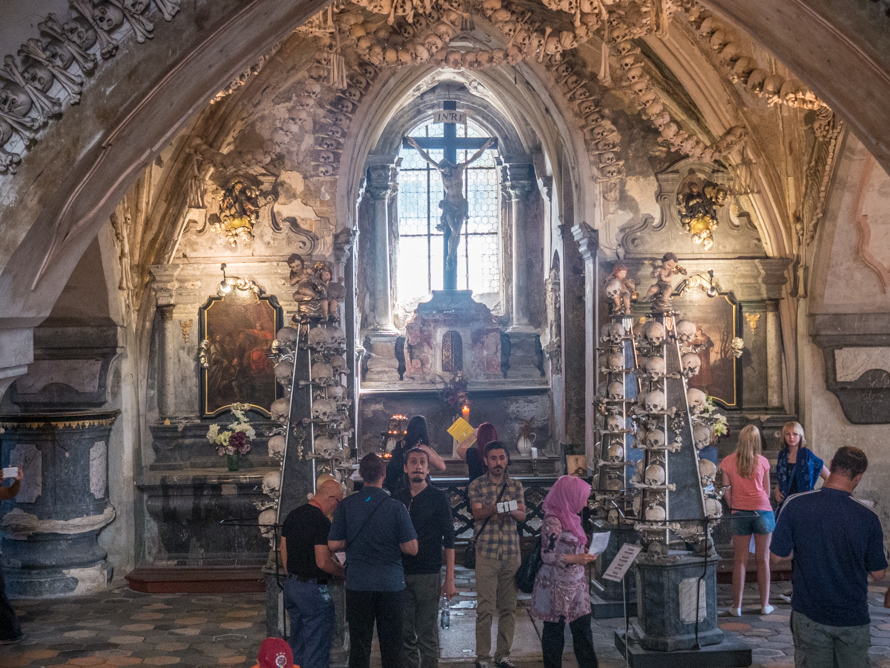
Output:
[258, 509, 277, 541]
[312, 398, 336, 422]
[693, 424, 712, 450]
[491, 8, 512, 23]
[326, 326, 347, 347]
[343, 86, 362, 102]
[699, 459, 717, 487]
[424, 33, 444, 54]
[476, 50, 493, 68]
[276, 326, 299, 347]
[320, 136, 341, 151]
[604, 353, 624, 373]
[271, 398, 290, 424]
[763, 74, 785, 96]
[614, 40, 636, 57]
[634, 429, 648, 449]
[500, 21, 518, 39]
[330, 355, 349, 376]
[124, 0, 149, 14]
[314, 436, 342, 458]
[490, 48, 506, 66]
[0, 118, 11, 145]
[705, 497, 723, 519]
[262, 470, 281, 498]
[434, 22, 456, 41]
[641, 321, 666, 348]
[607, 382, 624, 401]
[643, 390, 666, 414]
[319, 150, 335, 164]
[368, 45, 384, 65]
[410, 44, 431, 63]
[604, 474, 623, 491]
[462, 52, 478, 70]
[445, 50, 463, 69]
[559, 30, 577, 49]
[599, 152, 618, 166]
[732, 58, 756, 81]
[605, 414, 623, 432]
[274, 360, 294, 382]
[63, 17, 98, 49]
[600, 322, 625, 345]
[43, 40, 75, 69]
[645, 503, 666, 522]
[0, 83, 32, 117]
[687, 388, 708, 415]
[307, 327, 331, 349]
[675, 319, 696, 344]
[606, 444, 624, 463]
[555, 62, 574, 78]
[318, 164, 334, 177]
[358, 62, 377, 79]
[681, 353, 701, 378]
[644, 465, 665, 487]
[605, 279, 621, 301]
[94, 3, 125, 32]
[22, 63, 53, 93]
[646, 429, 666, 449]
[644, 356, 665, 379]
[268, 434, 286, 459]
[349, 73, 370, 89]
[311, 362, 334, 384]
[631, 459, 645, 484]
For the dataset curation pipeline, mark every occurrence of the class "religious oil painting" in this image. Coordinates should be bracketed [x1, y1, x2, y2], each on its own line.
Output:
[674, 290, 739, 408]
[199, 289, 282, 417]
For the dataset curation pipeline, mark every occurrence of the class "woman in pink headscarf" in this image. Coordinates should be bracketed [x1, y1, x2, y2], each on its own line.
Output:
[531, 475, 599, 668]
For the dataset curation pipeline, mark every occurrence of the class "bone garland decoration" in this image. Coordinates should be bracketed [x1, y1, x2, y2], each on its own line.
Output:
[0, 1, 181, 173]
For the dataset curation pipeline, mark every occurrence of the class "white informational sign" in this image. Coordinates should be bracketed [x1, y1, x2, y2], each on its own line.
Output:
[589, 531, 611, 555]
[434, 110, 466, 124]
[602, 544, 642, 582]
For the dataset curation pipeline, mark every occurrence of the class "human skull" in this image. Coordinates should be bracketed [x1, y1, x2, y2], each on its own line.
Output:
[0, 83, 32, 117]
[614, 40, 636, 57]
[434, 22, 456, 41]
[271, 398, 290, 424]
[311, 362, 334, 384]
[43, 39, 75, 70]
[268, 434, 286, 459]
[643, 390, 666, 413]
[124, 0, 149, 14]
[698, 459, 717, 487]
[645, 464, 666, 487]
[262, 470, 281, 499]
[258, 509, 277, 541]
[604, 474, 623, 491]
[314, 436, 342, 458]
[607, 382, 624, 401]
[675, 319, 696, 344]
[327, 326, 347, 347]
[312, 398, 336, 422]
[601, 322, 625, 344]
[307, 327, 330, 348]
[444, 50, 462, 69]
[693, 424, 712, 450]
[94, 3, 125, 32]
[641, 321, 666, 348]
[63, 17, 98, 49]
[605, 414, 623, 432]
[681, 353, 701, 378]
[644, 356, 665, 379]
[705, 497, 723, 519]
[604, 353, 624, 373]
[646, 429, 665, 449]
[330, 355, 349, 376]
[424, 33, 444, 54]
[274, 360, 294, 382]
[500, 20, 518, 40]
[22, 63, 53, 93]
[604, 279, 621, 301]
[606, 443, 624, 463]
[645, 503, 666, 522]
[0, 118, 12, 146]
[461, 51, 478, 70]
[687, 388, 707, 414]
[276, 326, 299, 347]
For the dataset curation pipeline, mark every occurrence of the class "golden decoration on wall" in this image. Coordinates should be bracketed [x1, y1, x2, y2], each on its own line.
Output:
[210, 179, 261, 247]
[744, 313, 760, 332]
[677, 178, 729, 250]
[180, 319, 193, 343]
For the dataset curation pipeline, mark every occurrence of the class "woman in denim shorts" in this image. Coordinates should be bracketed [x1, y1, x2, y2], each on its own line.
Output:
[720, 425, 776, 616]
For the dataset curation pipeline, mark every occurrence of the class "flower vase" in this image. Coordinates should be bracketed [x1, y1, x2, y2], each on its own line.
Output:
[517, 433, 536, 457]
[227, 453, 240, 471]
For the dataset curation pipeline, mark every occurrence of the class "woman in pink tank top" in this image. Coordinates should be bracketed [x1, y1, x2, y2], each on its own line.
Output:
[720, 425, 776, 617]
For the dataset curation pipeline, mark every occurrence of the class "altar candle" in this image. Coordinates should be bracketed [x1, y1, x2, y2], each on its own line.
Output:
[462, 405, 470, 420]
[531, 447, 538, 459]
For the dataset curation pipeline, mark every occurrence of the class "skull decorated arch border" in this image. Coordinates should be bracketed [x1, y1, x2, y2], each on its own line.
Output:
[198, 287, 283, 418]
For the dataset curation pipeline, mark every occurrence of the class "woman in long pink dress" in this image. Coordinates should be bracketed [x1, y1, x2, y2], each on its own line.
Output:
[531, 475, 598, 668]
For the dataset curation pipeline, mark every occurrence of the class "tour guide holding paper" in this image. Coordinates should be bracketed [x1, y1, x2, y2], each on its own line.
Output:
[468, 441, 526, 668]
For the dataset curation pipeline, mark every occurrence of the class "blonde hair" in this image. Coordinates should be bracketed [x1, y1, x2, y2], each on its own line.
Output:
[734, 425, 762, 479]
[781, 421, 807, 450]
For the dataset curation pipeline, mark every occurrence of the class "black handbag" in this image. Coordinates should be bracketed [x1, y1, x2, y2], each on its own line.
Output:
[515, 536, 542, 594]
[463, 483, 508, 569]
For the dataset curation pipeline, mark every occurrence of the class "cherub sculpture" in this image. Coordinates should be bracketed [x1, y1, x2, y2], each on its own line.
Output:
[643, 252, 686, 310]
[677, 180, 728, 251]
[604, 263, 636, 315]
[288, 253, 325, 321]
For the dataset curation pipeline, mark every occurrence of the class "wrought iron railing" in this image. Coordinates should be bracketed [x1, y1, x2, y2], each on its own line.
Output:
[432, 476, 558, 542]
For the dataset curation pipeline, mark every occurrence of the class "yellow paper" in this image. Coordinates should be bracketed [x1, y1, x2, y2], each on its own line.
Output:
[447, 417, 475, 444]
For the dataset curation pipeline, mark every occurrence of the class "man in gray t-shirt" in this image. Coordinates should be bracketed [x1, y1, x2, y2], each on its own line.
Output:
[329, 454, 418, 668]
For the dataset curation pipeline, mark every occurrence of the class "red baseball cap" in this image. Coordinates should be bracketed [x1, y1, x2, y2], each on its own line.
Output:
[256, 637, 296, 668]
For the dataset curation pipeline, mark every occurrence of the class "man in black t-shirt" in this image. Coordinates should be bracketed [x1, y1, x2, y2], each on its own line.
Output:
[394, 448, 456, 668]
[280, 479, 344, 668]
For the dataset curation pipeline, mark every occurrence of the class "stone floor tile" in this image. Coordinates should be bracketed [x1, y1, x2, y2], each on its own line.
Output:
[64, 630, 100, 639]
[108, 636, 147, 644]
[154, 643, 189, 652]
[216, 657, 247, 665]
[130, 614, 165, 621]
[218, 622, 253, 630]
[718, 622, 751, 632]
[102, 658, 145, 667]
[225, 610, 259, 618]
[20, 649, 61, 660]
[142, 658, 180, 666]
[120, 624, 155, 632]
[169, 628, 200, 637]
[68, 658, 108, 666]
[752, 648, 787, 658]
[173, 618, 207, 625]
[93, 649, 133, 658]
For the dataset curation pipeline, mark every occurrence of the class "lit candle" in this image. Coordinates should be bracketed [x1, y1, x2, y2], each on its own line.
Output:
[461, 405, 470, 420]
[531, 447, 538, 459]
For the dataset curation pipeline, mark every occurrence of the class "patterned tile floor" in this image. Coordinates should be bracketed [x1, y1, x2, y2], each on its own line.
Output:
[1, 571, 889, 667]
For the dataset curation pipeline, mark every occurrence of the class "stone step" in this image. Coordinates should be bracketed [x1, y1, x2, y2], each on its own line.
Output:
[125, 566, 265, 594]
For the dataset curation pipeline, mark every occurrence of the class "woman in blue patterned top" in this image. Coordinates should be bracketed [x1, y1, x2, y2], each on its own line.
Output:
[773, 421, 829, 510]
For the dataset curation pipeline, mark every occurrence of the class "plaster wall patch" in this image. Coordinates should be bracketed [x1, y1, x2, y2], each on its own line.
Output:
[835, 347, 890, 382]
[678, 577, 707, 624]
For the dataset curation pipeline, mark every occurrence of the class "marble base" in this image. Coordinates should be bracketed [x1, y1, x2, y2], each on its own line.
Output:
[615, 631, 752, 667]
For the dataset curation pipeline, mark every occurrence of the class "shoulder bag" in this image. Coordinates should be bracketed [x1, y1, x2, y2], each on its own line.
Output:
[515, 535, 542, 594]
[463, 482, 508, 569]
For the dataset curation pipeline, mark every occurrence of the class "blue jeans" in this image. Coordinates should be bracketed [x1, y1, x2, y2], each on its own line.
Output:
[284, 578, 336, 668]
[731, 510, 776, 536]
[791, 610, 870, 668]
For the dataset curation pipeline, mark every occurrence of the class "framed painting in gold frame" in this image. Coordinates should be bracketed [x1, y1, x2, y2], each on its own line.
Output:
[198, 287, 282, 417]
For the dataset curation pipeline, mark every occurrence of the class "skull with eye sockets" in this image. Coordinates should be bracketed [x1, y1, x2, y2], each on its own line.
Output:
[681, 353, 701, 378]
[641, 321, 666, 348]
[276, 326, 299, 347]
[268, 434, 286, 459]
[311, 398, 336, 422]
[274, 361, 294, 383]
[644, 464, 665, 487]
[675, 319, 696, 344]
[605, 414, 623, 432]
[262, 471, 281, 499]
[693, 424, 712, 450]
[698, 459, 717, 487]
[644, 356, 665, 379]
[645, 429, 666, 449]
[607, 382, 624, 401]
[271, 398, 290, 424]
[645, 503, 666, 522]
[687, 388, 708, 415]
[642, 390, 666, 414]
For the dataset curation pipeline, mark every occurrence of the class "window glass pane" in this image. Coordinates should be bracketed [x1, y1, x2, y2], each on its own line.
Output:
[398, 236, 430, 304]
[466, 233, 500, 295]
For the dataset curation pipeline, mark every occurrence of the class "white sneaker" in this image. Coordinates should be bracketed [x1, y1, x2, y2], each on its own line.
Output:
[761, 605, 775, 615]
[721, 607, 742, 617]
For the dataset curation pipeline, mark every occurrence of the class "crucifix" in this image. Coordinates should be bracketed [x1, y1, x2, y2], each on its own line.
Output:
[403, 101, 498, 290]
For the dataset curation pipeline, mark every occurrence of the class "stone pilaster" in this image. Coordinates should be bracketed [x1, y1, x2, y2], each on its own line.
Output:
[572, 223, 599, 466]
[503, 164, 537, 333]
[766, 301, 783, 410]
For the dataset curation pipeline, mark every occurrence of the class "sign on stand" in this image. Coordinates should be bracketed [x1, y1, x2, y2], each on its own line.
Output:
[602, 544, 642, 582]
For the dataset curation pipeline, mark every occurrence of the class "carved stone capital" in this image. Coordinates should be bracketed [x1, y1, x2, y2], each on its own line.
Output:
[333, 227, 357, 265]
[501, 163, 536, 200]
[756, 258, 792, 300]
[366, 164, 398, 201]
[572, 222, 599, 263]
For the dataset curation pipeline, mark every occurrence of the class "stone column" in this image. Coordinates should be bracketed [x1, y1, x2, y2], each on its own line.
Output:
[503, 164, 537, 333]
[363, 163, 401, 383]
[766, 301, 783, 410]
[0, 411, 118, 597]
[572, 223, 599, 466]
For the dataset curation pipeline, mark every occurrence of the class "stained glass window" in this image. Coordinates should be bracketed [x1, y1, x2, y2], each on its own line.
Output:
[396, 119, 501, 308]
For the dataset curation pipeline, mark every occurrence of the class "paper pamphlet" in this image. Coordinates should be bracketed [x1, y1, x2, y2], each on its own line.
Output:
[447, 418, 475, 444]
[602, 544, 642, 582]
[497, 500, 519, 514]
[589, 531, 610, 555]
[335, 552, 346, 566]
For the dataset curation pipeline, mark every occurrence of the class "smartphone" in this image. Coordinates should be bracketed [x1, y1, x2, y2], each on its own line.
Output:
[2, 467, 18, 479]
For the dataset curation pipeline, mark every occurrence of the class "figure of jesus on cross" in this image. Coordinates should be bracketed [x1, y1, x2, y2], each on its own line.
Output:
[403, 102, 497, 290]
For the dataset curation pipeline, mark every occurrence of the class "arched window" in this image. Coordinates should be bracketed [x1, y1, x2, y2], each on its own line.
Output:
[396, 119, 500, 309]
